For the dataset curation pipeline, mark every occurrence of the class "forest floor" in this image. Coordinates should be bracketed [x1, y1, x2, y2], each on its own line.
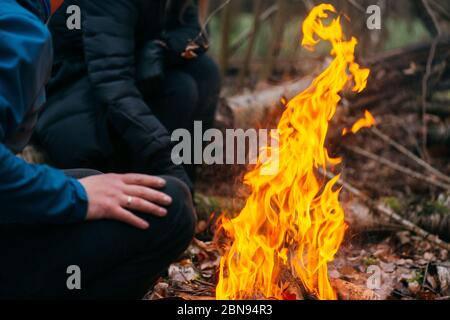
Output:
[147, 231, 450, 300]
[146, 61, 450, 300]
[146, 155, 450, 300]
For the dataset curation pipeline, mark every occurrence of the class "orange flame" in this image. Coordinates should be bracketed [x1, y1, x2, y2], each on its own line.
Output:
[342, 110, 376, 136]
[216, 4, 370, 300]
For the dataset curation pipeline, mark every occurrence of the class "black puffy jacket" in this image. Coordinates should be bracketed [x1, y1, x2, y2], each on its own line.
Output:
[36, 0, 202, 188]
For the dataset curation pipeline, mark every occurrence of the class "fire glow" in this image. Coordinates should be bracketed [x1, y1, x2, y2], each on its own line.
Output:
[216, 4, 370, 300]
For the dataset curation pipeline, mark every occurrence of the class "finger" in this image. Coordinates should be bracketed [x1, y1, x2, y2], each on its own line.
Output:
[122, 174, 166, 188]
[125, 186, 172, 206]
[124, 196, 167, 217]
[113, 208, 150, 230]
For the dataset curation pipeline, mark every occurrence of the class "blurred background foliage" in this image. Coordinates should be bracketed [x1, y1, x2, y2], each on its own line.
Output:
[203, 0, 435, 89]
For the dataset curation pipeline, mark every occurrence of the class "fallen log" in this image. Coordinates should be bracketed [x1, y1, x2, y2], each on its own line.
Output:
[279, 269, 379, 300]
[218, 39, 450, 129]
[331, 279, 380, 300]
[217, 76, 313, 128]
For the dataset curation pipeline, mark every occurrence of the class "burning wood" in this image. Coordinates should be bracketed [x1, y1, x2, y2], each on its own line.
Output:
[215, 4, 370, 300]
[331, 279, 379, 300]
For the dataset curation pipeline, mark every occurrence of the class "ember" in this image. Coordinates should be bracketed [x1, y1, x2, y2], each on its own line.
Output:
[216, 3, 370, 300]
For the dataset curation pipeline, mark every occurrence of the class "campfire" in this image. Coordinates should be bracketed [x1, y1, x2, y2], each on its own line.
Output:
[146, 1, 450, 303]
[216, 4, 370, 300]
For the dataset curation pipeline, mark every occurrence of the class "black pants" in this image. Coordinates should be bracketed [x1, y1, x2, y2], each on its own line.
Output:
[0, 170, 196, 299]
[145, 55, 221, 133]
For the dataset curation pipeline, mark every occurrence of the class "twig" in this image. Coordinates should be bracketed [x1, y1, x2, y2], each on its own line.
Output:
[201, 0, 232, 36]
[422, 262, 430, 291]
[318, 169, 450, 251]
[192, 279, 215, 288]
[345, 145, 450, 190]
[262, 0, 289, 80]
[238, 0, 263, 87]
[345, 0, 366, 13]
[189, 0, 232, 48]
[371, 127, 450, 185]
[219, 0, 233, 75]
[421, 37, 439, 157]
[420, 0, 443, 158]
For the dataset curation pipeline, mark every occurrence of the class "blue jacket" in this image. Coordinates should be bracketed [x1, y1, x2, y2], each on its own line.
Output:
[0, 0, 88, 224]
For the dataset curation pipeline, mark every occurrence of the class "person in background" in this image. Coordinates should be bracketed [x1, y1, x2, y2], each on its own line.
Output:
[35, 0, 221, 183]
[0, 0, 195, 299]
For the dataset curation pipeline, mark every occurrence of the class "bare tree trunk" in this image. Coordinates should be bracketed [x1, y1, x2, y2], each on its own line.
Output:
[198, 0, 209, 25]
[216, 76, 314, 128]
[229, 4, 278, 57]
[237, 0, 264, 88]
[219, 0, 234, 76]
[261, 0, 289, 80]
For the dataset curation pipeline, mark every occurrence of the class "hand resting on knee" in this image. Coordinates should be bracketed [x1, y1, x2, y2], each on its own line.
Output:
[79, 174, 173, 229]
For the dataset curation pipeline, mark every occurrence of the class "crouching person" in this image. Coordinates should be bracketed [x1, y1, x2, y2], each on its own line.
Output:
[34, 0, 220, 183]
[0, 0, 195, 299]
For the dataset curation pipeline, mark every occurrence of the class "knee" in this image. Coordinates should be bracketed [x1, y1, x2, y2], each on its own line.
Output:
[159, 175, 196, 244]
[168, 73, 199, 114]
[194, 55, 221, 94]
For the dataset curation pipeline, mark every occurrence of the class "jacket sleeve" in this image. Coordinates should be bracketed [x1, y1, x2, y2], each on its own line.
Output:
[81, 0, 191, 187]
[163, 0, 204, 62]
[0, 8, 88, 224]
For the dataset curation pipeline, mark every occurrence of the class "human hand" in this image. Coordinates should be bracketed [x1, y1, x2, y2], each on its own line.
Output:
[79, 174, 172, 229]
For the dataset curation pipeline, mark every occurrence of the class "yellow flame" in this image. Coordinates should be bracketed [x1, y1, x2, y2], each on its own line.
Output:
[342, 110, 376, 136]
[216, 4, 370, 300]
